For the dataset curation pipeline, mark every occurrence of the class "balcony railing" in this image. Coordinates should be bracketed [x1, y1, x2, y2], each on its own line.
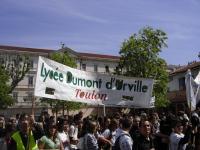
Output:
[167, 90, 186, 102]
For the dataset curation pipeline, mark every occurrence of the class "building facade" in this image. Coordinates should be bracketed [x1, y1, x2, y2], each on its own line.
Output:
[167, 61, 200, 112]
[0, 45, 119, 117]
[2, 45, 198, 117]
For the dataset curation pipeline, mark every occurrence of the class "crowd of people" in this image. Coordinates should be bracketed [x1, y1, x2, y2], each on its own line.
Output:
[0, 109, 200, 150]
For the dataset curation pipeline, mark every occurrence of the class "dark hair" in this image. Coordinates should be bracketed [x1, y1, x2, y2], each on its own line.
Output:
[19, 113, 28, 121]
[139, 120, 151, 128]
[171, 120, 183, 128]
[191, 115, 199, 127]
[121, 118, 132, 129]
[87, 120, 97, 133]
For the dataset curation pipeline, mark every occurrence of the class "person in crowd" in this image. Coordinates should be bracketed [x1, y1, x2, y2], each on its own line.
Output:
[4, 118, 17, 149]
[153, 116, 170, 150]
[140, 112, 148, 121]
[96, 121, 112, 150]
[115, 118, 123, 140]
[102, 119, 119, 149]
[129, 115, 141, 141]
[57, 118, 70, 150]
[63, 119, 70, 136]
[15, 114, 20, 123]
[74, 111, 83, 122]
[84, 120, 99, 150]
[38, 122, 64, 150]
[69, 117, 79, 150]
[150, 112, 160, 134]
[133, 120, 155, 150]
[8, 114, 39, 150]
[194, 124, 200, 150]
[185, 113, 200, 150]
[0, 115, 6, 150]
[113, 118, 133, 150]
[109, 118, 119, 147]
[77, 120, 83, 139]
[169, 120, 190, 150]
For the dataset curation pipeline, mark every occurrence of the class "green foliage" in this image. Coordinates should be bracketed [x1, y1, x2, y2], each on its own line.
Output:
[0, 53, 30, 109]
[0, 66, 13, 109]
[49, 51, 77, 68]
[117, 26, 169, 108]
[41, 50, 85, 114]
[0, 53, 30, 93]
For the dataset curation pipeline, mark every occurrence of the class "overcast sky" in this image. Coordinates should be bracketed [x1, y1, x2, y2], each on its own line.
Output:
[0, 0, 200, 65]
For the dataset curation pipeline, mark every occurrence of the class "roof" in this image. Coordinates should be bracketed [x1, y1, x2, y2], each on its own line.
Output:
[78, 52, 120, 60]
[0, 45, 120, 60]
[170, 61, 200, 75]
[0, 45, 53, 53]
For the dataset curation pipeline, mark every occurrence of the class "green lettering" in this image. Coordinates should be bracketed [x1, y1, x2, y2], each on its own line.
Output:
[54, 72, 58, 80]
[44, 68, 50, 82]
[66, 71, 72, 83]
[59, 73, 63, 82]
[41, 63, 45, 77]
[86, 80, 92, 87]
[49, 70, 54, 79]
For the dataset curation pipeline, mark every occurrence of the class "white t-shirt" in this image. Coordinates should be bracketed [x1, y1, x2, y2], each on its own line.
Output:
[119, 131, 133, 150]
[169, 132, 185, 150]
[102, 128, 111, 139]
[57, 131, 70, 150]
[69, 125, 78, 140]
[115, 128, 123, 139]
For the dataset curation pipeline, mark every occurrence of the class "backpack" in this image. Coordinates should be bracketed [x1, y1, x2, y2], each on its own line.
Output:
[112, 133, 130, 150]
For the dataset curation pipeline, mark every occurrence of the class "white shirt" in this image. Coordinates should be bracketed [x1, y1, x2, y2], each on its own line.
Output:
[57, 131, 70, 150]
[111, 130, 117, 146]
[102, 128, 111, 139]
[119, 131, 133, 150]
[69, 125, 78, 140]
[169, 132, 185, 150]
[102, 128, 117, 146]
[115, 128, 123, 139]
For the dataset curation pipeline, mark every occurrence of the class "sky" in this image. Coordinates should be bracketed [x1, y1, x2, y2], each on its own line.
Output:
[0, 0, 200, 65]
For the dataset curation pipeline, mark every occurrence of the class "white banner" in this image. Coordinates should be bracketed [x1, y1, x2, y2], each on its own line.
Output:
[185, 69, 200, 111]
[34, 56, 154, 107]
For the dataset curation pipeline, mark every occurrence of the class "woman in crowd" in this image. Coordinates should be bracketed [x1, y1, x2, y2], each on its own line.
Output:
[38, 122, 64, 150]
[133, 120, 155, 150]
[57, 118, 70, 150]
[84, 120, 99, 150]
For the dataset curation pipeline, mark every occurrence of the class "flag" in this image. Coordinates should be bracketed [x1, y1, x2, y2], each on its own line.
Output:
[185, 69, 200, 111]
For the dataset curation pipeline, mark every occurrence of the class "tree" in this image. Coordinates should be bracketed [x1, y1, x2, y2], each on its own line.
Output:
[0, 66, 13, 109]
[0, 53, 30, 93]
[0, 52, 30, 109]
[117, 26, 169, 107]
[41, 50, 85, 115]
[50, 51, 77, 68]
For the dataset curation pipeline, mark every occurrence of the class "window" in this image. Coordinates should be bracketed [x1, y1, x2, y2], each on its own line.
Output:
[94, 65, 98, 72]
[29, 60, 34, 68]
[28, 92, 33, 101]
[105, 65, 110, 73]
[23, 96, 28, 101]
[28, 76, 33, 86]
[179, 77, 186, 90]
[13, 92, 18, 101]
[82, 64, 86, 71]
